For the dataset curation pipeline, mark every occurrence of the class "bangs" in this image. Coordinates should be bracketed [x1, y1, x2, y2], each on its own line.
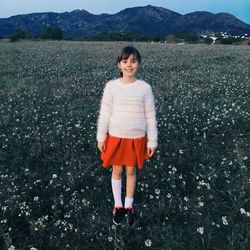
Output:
[121, 52, 138, 61]
[116, 46, 141, 64]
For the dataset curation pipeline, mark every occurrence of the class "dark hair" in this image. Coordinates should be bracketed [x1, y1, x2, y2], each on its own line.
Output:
[116, 46, 141, 77]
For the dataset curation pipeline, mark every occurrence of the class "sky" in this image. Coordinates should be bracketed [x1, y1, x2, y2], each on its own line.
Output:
[0, 0, 250, 24]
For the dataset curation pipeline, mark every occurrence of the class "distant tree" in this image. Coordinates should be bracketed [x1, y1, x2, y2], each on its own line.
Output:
[40, 27, 63, 40]
[9, 28, 32, 42]
[220, 37, 233, 44]
[175, 32, 200, 43]
[175, 32, 186, 40]
[220, 37, 242, 45]
[214, 32, 223, 39]
[88, 32, 161, 42]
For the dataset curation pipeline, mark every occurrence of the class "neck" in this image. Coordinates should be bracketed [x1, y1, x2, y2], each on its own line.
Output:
[120, 76, 137, 83]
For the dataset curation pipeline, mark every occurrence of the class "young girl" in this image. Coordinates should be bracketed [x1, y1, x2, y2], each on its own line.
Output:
[96, 46, 158, 227]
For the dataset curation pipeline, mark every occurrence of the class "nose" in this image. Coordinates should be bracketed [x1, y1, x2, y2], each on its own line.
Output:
[127, 60, 132, 67]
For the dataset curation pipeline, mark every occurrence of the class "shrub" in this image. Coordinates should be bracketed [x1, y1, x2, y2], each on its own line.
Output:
[40, 27, 63, 40]
[175, 32, 200, 43]
[9, 28, 32, 42]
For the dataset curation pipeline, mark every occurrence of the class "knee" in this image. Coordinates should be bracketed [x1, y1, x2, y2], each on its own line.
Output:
[112, 165, 123, 177]
[126, 167, 136, 176]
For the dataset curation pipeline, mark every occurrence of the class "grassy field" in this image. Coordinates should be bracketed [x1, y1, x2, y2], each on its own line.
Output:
[0, 40, 250, 250]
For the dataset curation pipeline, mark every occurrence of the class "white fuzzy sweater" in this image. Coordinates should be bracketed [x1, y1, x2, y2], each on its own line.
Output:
[96, 78, 158, 148]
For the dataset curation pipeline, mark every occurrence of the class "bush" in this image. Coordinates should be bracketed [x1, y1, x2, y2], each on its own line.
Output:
[175, 32, 200, 43]
[84, 32, 162, 42]
[40, 27, 63, 40]
[9, 28, 32, 42]
[219, 37, 242, 45]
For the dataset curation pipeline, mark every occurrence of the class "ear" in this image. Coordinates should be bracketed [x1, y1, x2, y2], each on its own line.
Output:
[117, 62, 121, 69]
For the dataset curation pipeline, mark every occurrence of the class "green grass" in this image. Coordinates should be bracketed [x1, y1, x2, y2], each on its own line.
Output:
[0, 40, 250, 249]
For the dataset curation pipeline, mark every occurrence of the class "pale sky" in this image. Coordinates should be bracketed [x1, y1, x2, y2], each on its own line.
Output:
[0, 0, 250, 24]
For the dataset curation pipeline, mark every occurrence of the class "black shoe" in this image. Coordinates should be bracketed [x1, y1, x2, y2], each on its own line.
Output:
[125, 207, 135, 227]
[113, 207, 125, 225]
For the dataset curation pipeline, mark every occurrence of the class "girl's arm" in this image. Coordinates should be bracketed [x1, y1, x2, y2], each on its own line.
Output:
[144, 85, 158, 148]
[96, 82, 113, 143]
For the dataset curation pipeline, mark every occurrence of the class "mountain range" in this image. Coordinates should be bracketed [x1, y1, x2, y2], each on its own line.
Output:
[0, 5, 249, 38]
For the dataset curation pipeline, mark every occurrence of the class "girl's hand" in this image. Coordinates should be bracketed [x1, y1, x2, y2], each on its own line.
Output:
[97, 141, 105, 153]
[147, 147, 156, 157]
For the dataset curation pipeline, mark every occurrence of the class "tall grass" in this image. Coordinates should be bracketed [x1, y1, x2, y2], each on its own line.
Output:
[0, 40, 249, 249]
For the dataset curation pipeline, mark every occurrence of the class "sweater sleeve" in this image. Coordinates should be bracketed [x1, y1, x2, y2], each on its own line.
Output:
[144, 85, 158, 148]
[96, 82, 113, 142]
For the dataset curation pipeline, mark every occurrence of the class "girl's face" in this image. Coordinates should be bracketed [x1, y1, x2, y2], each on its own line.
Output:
[118, 54, 139, 78]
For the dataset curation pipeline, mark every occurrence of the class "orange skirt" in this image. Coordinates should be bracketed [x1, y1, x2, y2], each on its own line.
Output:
[101, 133, 150, 170]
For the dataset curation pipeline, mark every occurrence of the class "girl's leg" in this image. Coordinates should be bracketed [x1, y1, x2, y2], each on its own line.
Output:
[111, 165, 123, 207]
[125, 166, 136, 208]
[112, 165, 123, 180]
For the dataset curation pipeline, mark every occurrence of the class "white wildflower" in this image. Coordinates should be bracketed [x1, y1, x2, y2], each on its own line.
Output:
[155, 189, 160, 195]
[222, 216, 228, 225]
[145, 239, 152, 247]
[197, 227, 204, 235]
[52, 174, 57, 179]
[240, 208, 246, 214]
[198, 202, 204, 207]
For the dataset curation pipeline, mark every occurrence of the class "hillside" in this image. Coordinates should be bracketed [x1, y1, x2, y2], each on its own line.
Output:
[0, 5, 249, 38]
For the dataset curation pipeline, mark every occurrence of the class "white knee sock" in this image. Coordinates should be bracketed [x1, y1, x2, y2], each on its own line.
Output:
[124, 197, 134, 209]
[111, 178, 123, 207]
